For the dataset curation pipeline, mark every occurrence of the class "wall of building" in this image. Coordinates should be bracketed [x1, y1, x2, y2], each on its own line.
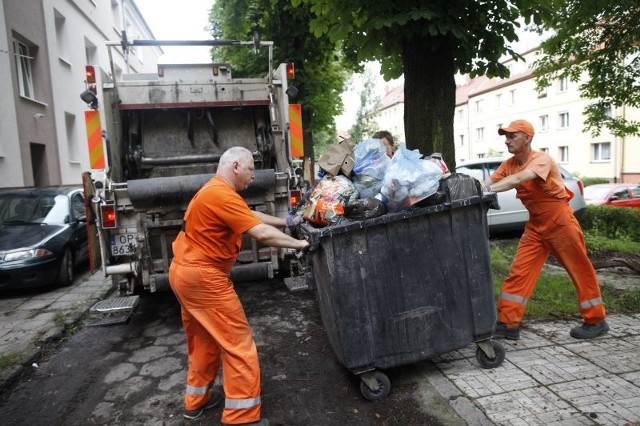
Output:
[0, 0, 160, 189]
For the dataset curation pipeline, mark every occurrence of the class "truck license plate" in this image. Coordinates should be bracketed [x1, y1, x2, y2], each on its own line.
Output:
[110, 233, 136, 256]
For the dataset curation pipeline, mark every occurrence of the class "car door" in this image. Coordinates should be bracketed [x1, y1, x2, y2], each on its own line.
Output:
[608, 186, 638, 208]
[70, 191, 90, 265]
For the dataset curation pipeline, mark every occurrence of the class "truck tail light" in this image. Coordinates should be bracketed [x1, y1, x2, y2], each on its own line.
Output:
[286, 63, 295, 80]
[85, 65, 96, 84]
[101, 204, 116, 228]
[289, 190, 301, 208]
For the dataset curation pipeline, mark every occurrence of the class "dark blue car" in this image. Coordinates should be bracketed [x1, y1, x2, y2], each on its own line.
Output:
[0, 186, 89, 290]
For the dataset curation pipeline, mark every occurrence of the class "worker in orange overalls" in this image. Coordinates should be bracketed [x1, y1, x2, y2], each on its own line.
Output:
[483, 119, 609, 341]
[169, 147, 308, 425]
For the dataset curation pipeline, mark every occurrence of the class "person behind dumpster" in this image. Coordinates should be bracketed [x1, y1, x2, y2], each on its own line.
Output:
[484, 119, 609, 341]
[372, 130, 395, 158]
[169, 146, 308, 425]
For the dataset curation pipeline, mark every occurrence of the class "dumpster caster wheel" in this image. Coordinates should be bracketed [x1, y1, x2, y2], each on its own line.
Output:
[359, 371, 391, 401]
[476, 340, 505, 369]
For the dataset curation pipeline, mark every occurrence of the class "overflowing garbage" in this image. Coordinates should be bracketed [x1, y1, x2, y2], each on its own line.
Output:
[298, 138, 451, 228]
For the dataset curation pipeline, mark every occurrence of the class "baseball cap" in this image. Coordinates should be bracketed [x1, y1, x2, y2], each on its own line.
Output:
[498, 120, 535, 136]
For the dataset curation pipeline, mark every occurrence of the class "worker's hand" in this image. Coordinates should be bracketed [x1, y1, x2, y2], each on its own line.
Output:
[286, 211, 304, 231]
[482, 183, 494, 193]
[296, 236, 319, 259]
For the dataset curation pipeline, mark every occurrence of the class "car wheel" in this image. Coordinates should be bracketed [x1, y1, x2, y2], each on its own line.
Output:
[57, 248, 74, 287]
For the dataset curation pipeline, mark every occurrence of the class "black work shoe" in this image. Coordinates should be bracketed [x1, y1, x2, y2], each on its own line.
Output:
[222, 419, 269, 426]
[570, 320, 610, 339]
[493, 322, 520, 340]
[183, 389, 224, 420]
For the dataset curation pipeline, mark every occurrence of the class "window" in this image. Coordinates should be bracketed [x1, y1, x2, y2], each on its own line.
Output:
[592, 142, 611, 161]
[85, 38, 97, 65]
[509, 89, 516, 105]
[559, 76, 569, 92]
[457, 109, 464, 122]
[65, 112, 79, 162]
[495, 94, 502, 109]
[604, 105, 613, 118]
[559, 112, 569, 129]
[559, 146, 569, 162]
[459, 134, 464, 147]
[54, 9, 69, 61]
[13, 39, 34, 98]
[540, 147, 548, 153]
[476, 127, 484, 141]
[475, 99, 484, 113]
[539, 115, 549, 131]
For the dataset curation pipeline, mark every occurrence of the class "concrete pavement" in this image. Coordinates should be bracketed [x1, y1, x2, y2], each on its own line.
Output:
[0, 268, 114, 386]
[0, 269, 639, 425]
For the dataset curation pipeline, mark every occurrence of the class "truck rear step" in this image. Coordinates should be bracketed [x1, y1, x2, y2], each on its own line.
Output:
[88, 296, 140, 326]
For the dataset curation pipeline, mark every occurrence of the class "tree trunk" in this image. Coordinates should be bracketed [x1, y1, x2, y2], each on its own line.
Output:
[402, 35, 456, 169]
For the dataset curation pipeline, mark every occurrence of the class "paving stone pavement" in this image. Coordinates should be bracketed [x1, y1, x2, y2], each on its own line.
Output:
[429, 313, 640, 425]
[1, 268, 639, 425]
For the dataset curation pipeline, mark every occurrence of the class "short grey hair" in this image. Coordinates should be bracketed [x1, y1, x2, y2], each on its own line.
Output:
[219, 147, 253, 168]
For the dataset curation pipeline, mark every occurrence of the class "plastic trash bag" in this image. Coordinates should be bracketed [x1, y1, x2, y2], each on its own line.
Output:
[351, 138, 391, 199]
[344, 198, 387, 220]
[302, 175, 358, 227]
[380, 146, 443, 212]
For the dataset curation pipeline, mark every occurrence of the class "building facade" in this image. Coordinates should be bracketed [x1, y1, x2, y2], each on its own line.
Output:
[0, 0, 161, 188]
[373, 49, 639, 183]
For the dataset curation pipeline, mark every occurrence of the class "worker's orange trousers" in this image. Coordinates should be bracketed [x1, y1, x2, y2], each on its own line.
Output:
[169, 262, 261, 425]
[498, 202, 606, 327]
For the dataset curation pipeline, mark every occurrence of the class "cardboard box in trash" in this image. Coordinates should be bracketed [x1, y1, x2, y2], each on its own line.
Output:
[318, 140, 355, 176]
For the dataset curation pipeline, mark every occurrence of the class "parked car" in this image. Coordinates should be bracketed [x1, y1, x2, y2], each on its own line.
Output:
[0, 186, 89, 290]
[455, 158, 587, 233]
[583, 183, 640, 208]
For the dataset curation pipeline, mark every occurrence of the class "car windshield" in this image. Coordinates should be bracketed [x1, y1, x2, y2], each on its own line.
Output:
[584, 186, 613, 200]
[0, 194, 70, 225]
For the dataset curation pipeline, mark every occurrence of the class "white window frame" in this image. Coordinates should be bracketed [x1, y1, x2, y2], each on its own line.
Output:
[592, 142, 611, 161]
[558, 112, 570, 129]
[13, 39, 34, 99]
[54, 9, 70, 63]
[539, 114, 549, 132]
[509, 89, 516, 105]
[495, 93, 502, 109]
[559, 146, 569, 163]
[559, 76, 569, 92]
[476, 127, 484, 142]
[475, 99, 484, 114]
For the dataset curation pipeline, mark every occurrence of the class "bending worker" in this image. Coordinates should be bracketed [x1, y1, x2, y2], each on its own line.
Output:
[485, 119, 609, 341]
[169, 146, 308, 426]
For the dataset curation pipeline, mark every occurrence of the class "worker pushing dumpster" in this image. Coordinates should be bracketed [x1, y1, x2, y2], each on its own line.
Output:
[299, 173, 505, 400]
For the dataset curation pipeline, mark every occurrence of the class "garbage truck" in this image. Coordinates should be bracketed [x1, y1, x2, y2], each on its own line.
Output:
[80, 37, 305, 321]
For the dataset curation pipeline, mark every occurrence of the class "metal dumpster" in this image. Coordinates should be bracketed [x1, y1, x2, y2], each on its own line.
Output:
[299, 173, 504, 400]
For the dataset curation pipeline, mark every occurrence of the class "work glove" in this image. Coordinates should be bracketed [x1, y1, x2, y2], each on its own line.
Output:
[296, 236, 319, 259]
[285, 211, 304, 231]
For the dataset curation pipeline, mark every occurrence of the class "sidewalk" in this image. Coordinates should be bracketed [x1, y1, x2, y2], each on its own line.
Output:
[0, 269, 114, 387]
[428, 313, 640, 425]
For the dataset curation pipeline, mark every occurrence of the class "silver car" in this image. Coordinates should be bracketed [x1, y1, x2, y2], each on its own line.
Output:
[455, 157, 587, 233]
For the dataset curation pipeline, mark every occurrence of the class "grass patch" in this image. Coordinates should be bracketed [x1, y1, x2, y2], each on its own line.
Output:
[584, 232, 640, 253]
[490, 237, 640, 320]
[0, 353, 22, 370]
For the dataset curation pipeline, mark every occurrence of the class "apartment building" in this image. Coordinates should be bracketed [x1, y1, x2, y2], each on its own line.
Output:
[374, 49, 639, 182]
[455, 49, 639, 182]
[0, 0, 161, 188]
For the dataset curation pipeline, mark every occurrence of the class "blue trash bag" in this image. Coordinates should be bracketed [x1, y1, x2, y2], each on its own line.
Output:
[380, 146, 443, 212]
[351, 138, 391, 199]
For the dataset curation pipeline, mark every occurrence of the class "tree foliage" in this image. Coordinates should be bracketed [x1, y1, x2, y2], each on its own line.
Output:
[295, 0, 547, 168]
[209, 0, 348, 137]
[533, 0, 640, 137]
